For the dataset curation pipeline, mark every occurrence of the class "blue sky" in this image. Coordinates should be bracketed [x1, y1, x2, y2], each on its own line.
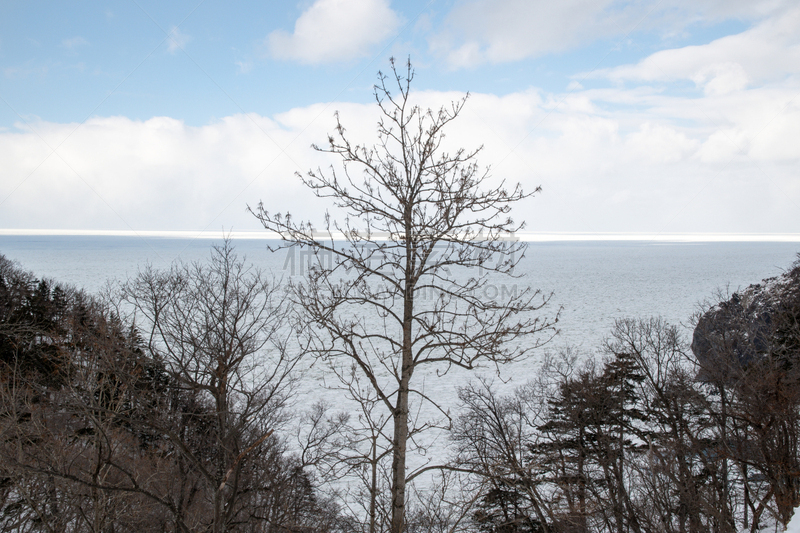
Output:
[1, 0, 799, 235]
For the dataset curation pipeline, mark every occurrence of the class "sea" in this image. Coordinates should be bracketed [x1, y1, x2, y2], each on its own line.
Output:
[2, 234, 798, 478]
[1, 235, 797, 349]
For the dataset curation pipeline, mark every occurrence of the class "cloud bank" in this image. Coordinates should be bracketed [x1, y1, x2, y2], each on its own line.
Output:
[2, 75, 797, 234]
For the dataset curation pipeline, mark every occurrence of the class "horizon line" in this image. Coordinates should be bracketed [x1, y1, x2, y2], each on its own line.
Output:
[1, 229, 800, 242]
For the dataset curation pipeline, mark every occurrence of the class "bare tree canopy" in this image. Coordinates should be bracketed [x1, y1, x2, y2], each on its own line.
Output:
[115, 239, 303, 533]
[0, 246, 352, 532]
[251, 58, 556, 533]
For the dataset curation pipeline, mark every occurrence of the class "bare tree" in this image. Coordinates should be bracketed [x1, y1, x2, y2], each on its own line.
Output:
[115, 239, 303, 533]
[251, 58, 555, 532]
[301, 382, 394, 532]
[692, 261, 800, 530]
[453, 376, 557, 533]
[0, 249, 348, 532]
[605, 318, 716, 533]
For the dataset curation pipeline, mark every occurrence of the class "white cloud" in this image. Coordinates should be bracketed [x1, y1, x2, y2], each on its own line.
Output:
[4, 62, 48, 79]
[0, 115, 337, 231]
[1, 79, 798, 234]
[624, 122, 699, 163]
[597, 6, 800, 90]
[693, 63, 750, 96]
[267, 0, 400, 64]
[431, 0, 796, 68]
[167, 26, 191, 54]
[432, 0, 622, 67]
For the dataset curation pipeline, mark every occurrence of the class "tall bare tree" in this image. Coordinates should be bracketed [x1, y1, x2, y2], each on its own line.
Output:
[251, 58, 555, 533]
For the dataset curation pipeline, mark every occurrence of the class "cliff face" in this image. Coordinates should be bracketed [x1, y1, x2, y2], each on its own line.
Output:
[690, 255, 800, 526]
[692, 257, 800, 375]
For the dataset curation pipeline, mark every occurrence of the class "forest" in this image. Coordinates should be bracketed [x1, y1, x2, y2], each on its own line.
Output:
[1, 246, 798, 533]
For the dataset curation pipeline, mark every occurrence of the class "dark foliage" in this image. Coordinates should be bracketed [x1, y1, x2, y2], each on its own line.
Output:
[0, 253, 343, 532]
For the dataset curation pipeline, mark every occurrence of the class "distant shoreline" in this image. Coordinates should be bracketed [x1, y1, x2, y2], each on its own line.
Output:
[1, 229, 800, 243]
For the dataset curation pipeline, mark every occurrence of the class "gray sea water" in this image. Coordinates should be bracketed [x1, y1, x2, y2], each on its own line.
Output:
[1, 235, 796, 349]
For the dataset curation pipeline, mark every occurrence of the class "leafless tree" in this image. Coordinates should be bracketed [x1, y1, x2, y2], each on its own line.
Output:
[691, 262, 800, 530]
[605, 318, 719, 533]
[304, 382, 394, 533]
[251, 58, 555, 532]
[0, 249, 347, 532]
[452, 376, 557, 533]
[115, 239, 303, 533]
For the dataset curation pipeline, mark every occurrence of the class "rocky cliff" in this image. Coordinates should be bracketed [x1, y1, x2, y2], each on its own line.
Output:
[692, 256, 800, 376]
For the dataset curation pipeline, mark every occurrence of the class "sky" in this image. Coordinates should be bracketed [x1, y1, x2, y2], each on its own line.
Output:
[0, 0, 798, 236]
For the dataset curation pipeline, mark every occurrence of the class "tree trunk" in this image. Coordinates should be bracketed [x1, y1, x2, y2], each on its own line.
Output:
[370, 435, 378, 533]
[214, 489, 224, 533]
[391, 255, 414, 533]
[391, 383, 409, 533]
[578, 427, 587, 533]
